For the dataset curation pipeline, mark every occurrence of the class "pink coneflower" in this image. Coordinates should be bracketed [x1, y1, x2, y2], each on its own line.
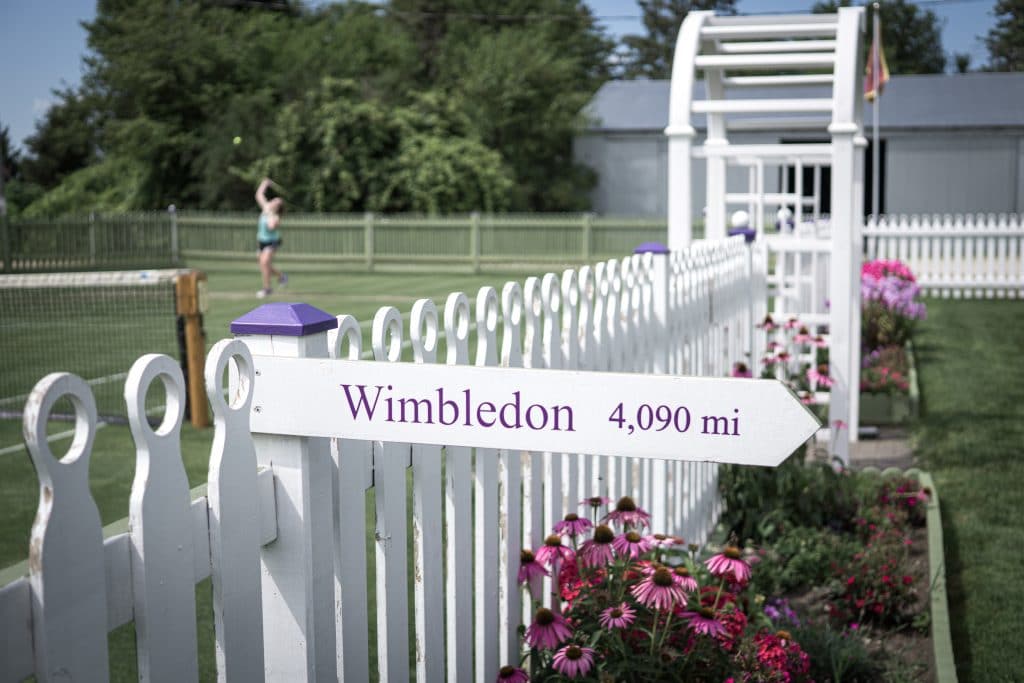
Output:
[731, 362, 752, 378]
[525, 607, 572, 650]
[630, 566, 687, 611]
[552, 644, 595, 679]
[599, 602, 637, 630]
[535, 534, 574, 567]
[807, 364, 834, 388]
[672, 565, 699, 593]
[518, 549, 548, 584]
[647, 533, 683, 549]
[495, 665, 529, 683]
[800, 392, 816, 406]
[813, 335, 828, 348]
[601, 496, 651, 530]
[784, 317, 800, 330]
[579, 495, 612, 509]
[792, 326, 813, 344]
[757, 314, 777, 331]
[579, 525, 616, 568]
[681, 606, 727, 637]
[705, 546, 751, 584]
[554, 513, 593, 538]
[612, 531, 652, 559]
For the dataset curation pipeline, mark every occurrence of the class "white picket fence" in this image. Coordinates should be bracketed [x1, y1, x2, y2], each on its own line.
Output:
[1, 237, 763, 682]
[865, 214, 1024, 298]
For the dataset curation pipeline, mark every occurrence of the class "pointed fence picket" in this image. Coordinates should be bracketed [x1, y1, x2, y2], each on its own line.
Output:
[1, 236, 765, 683]
[865, 214, 1024, 299]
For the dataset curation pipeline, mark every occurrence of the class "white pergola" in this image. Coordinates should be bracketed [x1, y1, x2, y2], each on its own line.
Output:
[666, 8, 866, 462]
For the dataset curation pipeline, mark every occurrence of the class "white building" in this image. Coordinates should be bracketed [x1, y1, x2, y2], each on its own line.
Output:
[575, 72, 1024, 218]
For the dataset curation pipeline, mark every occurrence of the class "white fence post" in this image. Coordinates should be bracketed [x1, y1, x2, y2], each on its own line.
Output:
[408, 301, 446, 683]
[231, 303, 338, 681]
[326, 316, 372, 682]
[205, 339, 267, 682]
[23, 373, 110, 681]
[125, 355, 198, 683]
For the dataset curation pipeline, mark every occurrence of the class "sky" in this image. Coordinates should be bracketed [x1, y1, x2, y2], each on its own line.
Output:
[0, 0, 1000, 154]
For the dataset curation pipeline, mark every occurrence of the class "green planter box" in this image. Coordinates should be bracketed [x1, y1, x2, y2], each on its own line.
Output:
[859, 342, 920, 425]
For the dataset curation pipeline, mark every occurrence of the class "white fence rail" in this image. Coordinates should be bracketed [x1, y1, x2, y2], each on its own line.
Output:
[865, 214, 1024, 298]
[1, 237, 762, 682]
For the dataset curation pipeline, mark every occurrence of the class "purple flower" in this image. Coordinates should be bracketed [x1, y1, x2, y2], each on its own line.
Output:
[680, 607, 727, 637]
[552, 644, 595, 679]
[601, 496, 651, 530]
[554, 513, 593, 538]
[630, 567, 687, 611]
[580, 525, 616, 567]
[495, 665, 529, 683]
[525, 607, 571, 650]
[518, 549, 548, 584]
[599, 602, 637, 630]
[535, 534, 574, 567]
[612, 531, 652, 559]
[705, 546, 751, 583]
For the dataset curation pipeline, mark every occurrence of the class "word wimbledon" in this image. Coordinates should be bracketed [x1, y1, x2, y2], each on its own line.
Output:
[340, 383, 575, 433]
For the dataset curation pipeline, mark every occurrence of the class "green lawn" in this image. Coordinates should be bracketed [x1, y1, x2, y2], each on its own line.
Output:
[911, 298, 1024, 683]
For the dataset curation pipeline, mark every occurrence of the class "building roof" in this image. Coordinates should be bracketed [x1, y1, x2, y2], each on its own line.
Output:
[583, 72, 1024, 133]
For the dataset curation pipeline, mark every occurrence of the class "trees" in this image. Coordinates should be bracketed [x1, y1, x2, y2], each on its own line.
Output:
[813, 0, 946, 74]
[20, 0, 610, 214]
[618, 0, 736, 80]
[985, 0, 1024, 71]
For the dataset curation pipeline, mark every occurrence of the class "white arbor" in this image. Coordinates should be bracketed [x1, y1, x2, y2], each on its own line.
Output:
[666, 8, 866, 462]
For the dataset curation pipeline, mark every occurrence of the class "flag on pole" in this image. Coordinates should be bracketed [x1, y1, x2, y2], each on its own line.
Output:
[864, 20, 890, 102]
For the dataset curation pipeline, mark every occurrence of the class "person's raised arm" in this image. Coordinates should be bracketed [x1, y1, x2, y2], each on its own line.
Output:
[255, 178, 272, 211]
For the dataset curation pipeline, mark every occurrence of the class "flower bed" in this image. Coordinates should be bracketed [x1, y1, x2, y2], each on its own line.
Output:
[503, 468, 946, 682]
[859, 259, 927, 426]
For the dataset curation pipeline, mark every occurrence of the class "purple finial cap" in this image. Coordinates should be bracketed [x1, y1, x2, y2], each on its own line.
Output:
[634, 241, 669, 255]
[230, 302, 338, 336]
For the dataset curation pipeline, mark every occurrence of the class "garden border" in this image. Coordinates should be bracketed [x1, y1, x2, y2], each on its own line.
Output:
[869, 468, 957, 683]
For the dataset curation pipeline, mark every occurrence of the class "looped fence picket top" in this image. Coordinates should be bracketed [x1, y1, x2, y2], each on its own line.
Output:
[1, 236, 824, 682]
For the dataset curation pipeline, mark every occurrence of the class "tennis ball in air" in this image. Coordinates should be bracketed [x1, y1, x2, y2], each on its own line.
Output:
[233, 136, 242, 145]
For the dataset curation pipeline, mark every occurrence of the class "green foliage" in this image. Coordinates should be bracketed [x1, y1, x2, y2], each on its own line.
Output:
[252, 79, 513, 212]
[985, 0, 1024, 71]
[619, 0, 736, 79]
[20, 88, 102, 190]
[718, 453, 860, 544]
[789, 622, 885, 683]
[813, 0, 946, 74]
[21, 156, 146, 217]
[22, 0, 610, 214]
[750, 526, 861, 597]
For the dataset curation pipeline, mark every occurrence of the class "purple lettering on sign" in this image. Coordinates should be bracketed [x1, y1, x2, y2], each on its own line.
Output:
[339, 384, 575, 433]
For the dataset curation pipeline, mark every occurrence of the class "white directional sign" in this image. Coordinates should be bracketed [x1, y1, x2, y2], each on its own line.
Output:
[247, 357, 820, 467]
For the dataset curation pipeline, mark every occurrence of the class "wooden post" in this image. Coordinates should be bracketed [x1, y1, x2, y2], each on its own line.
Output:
[364, 211, 375, 271]
[1, 211, 10, 273]
[175, 270, 210, 428]
[582, 212, 593, 261]
[470, 212, 481, 274]
[230, 303, 339, 681]
[88, 212, 97, 266]
[168, 205, 180, 265]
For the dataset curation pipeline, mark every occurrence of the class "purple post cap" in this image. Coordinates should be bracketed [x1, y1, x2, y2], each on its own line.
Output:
[634, 241, 670, 255]
[230, 302, 338, 336]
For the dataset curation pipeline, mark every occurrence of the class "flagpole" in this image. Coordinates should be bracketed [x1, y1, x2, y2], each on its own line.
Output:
[872, 2, 881, 220]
